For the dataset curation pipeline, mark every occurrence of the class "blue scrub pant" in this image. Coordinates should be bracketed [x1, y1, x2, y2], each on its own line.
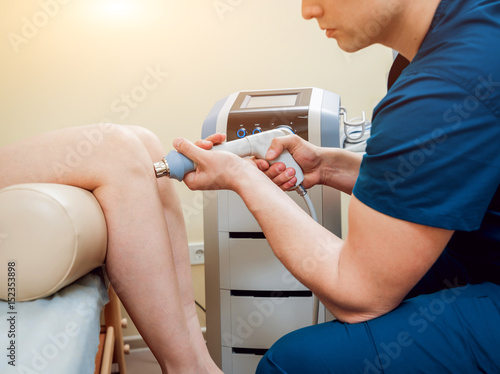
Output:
[256, 282, 500, 373]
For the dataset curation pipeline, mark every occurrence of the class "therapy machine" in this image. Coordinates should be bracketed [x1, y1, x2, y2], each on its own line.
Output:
[153, 88, 368, 183]
[154, 87, 366, 373]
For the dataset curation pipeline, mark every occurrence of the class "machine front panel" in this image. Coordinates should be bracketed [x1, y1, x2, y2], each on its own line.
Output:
[226, 88, 312, 141]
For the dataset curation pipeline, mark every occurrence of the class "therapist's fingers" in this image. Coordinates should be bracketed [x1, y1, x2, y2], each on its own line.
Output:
[264, 162, 285, 177]
[261, 162, 298, 190]
[254, 158, 270, 171]
[194, 139, 214, 150]
[173, 137, 214, 188]
[173, 137, 243, 191]
[271, 166, 297, 190]
[194, 133, 226, 150]
[204, 133, 226, 145]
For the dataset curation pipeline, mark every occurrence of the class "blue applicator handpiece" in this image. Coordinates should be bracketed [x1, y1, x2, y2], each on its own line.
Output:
[153, 127, 304, 188]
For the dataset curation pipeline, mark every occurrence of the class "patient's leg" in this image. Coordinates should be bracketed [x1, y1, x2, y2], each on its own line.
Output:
[0, 124, 221, 374]
[126, 125, 220, 372]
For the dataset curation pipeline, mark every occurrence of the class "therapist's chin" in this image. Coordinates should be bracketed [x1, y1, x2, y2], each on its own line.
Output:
[334, 35, 371, 54]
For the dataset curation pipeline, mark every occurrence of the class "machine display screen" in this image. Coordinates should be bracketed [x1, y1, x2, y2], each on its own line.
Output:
[227, 89, 311, 141]
[243, 94, 298, 109]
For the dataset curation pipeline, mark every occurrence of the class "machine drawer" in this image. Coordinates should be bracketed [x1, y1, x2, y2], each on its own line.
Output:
[219, 236, 307, 291]
[221, 347, 263, 374]
[218, 190, 308, 232]
[220, 290, 314, 349]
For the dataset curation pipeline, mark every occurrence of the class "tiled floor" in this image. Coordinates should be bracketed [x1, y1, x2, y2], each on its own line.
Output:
[125, 348, 162, 374]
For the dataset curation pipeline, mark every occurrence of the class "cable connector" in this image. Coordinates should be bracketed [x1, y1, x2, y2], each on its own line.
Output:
[295, 184, 308, 197]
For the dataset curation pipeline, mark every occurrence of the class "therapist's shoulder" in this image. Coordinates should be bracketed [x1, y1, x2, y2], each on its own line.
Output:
[403, 0, 500, 115]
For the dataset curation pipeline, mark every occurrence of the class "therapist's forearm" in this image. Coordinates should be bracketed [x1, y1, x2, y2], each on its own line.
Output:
[319, 148, 362, 194]
[232, 166, 352, 317]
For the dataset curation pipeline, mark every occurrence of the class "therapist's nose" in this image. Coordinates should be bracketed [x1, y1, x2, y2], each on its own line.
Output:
[302, 1, 323, 20]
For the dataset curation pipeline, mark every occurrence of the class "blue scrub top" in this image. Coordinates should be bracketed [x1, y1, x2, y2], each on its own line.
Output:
[257, 3, 500, 372]
[352, 0, 500, 289]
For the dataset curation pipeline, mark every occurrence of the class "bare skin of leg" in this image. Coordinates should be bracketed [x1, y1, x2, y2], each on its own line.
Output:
[0, 124, 221, 374]
[126, 125, 220, 372]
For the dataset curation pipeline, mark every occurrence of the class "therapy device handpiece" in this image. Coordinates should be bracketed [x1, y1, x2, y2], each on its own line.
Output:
[153, 127, 305, 188]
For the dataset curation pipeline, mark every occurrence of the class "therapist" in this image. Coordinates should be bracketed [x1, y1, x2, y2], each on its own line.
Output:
[175, 0, 500, 372]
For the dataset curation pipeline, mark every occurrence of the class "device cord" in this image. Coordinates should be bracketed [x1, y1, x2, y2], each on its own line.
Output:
[296, 185, 320, 325]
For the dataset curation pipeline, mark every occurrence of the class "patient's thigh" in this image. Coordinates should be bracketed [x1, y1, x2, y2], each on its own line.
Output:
[0, 124, 149, 191]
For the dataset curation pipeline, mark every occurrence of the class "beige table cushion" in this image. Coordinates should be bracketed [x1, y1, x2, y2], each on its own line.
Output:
[0, 183, 107, 301]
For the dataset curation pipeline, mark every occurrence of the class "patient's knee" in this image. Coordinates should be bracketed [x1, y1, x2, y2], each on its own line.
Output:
[124, 125, 164, 155]
[84, 124, 155, 180]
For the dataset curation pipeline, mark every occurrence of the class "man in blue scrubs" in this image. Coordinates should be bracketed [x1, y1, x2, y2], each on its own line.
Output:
[174, 0, 500, 371]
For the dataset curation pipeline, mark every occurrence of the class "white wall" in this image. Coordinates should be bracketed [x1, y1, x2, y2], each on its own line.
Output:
[0, 0, 392, 242]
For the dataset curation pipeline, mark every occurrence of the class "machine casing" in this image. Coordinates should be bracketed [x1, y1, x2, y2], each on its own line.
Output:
[202, 87, 342, 373]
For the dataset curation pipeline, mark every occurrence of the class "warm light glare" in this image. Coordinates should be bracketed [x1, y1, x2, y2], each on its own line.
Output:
[78, 0, 169, 24]
[99, 0, 141, 19]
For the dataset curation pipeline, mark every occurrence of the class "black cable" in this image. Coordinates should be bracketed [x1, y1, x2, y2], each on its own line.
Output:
[195, 300, 206, 313]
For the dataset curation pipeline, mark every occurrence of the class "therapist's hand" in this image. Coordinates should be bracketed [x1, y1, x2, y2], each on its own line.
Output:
[255, 134, 324, 190]
[194, 133, 226, 150]
[173, 136, 259, 191]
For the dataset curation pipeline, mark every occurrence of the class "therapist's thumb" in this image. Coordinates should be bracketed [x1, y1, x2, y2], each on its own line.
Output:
[173, 138, 203, 162]
[265, 135, 299, 161]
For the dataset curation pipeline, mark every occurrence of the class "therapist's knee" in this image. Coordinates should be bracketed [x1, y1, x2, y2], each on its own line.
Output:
[256, 345, 287, 374]
[256, 330, 305, 374]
